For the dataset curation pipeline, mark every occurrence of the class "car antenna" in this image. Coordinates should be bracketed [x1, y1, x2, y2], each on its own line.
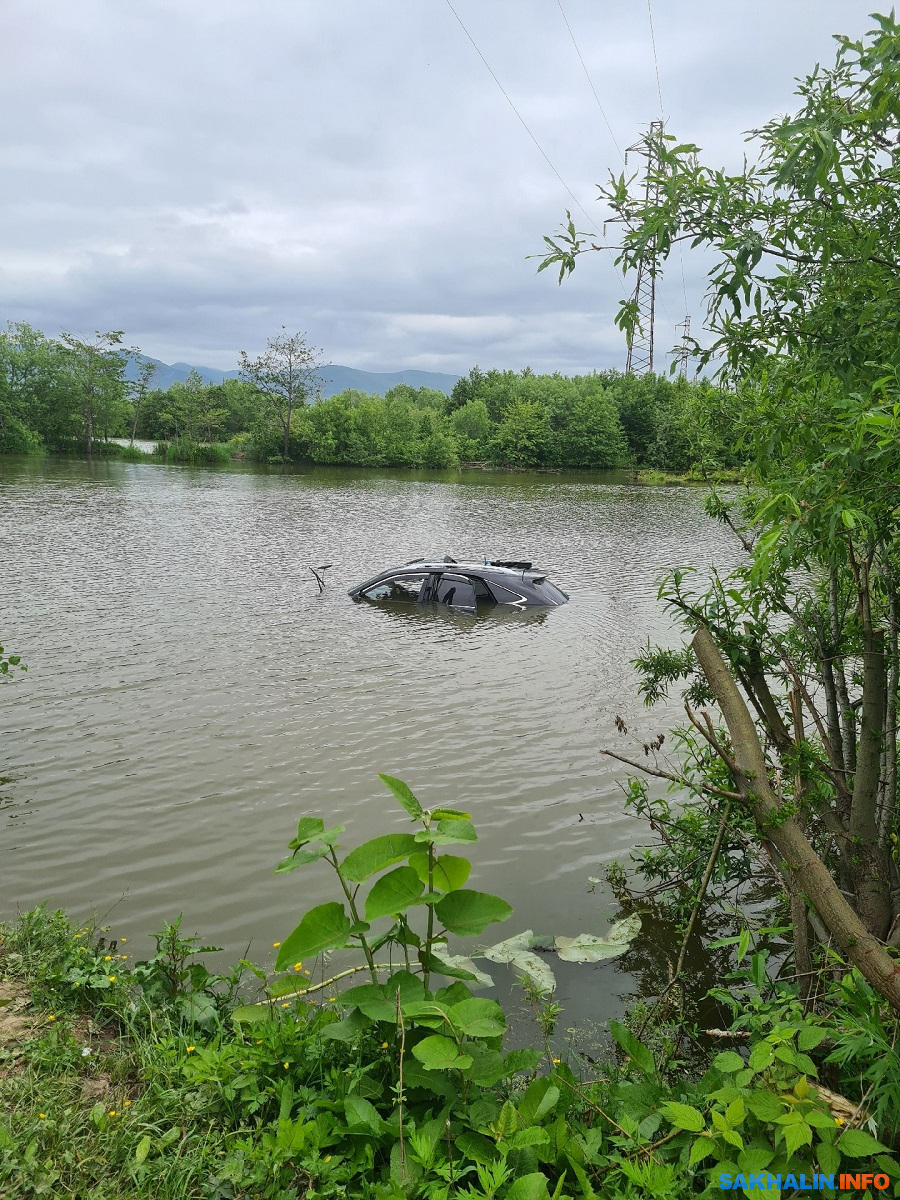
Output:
[308, 564, 332, 593]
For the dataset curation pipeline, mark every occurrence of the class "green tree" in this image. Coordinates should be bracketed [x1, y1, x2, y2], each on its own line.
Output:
[240, 328, 323, 461]
[492, 396, 550, 468]
[59, 330, 129, 456]
[542, 12, 900, 1006]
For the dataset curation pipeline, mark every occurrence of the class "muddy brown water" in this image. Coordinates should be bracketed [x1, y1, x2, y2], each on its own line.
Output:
[0, 456, 742, 1029]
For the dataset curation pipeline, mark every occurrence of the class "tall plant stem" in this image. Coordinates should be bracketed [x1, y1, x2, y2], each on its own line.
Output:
[423, 842, 436, 992]
[329, 851, 378, 982]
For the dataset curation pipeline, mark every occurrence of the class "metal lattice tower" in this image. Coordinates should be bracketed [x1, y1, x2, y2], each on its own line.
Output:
[624, 120, 664, 376]
[675, 314, 691, 377]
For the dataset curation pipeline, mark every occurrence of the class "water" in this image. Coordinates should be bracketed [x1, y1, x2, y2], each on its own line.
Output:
[0, 456, 740, 1028]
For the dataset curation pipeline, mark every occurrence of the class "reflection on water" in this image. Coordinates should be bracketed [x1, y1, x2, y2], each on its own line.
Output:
[0, 457, 742, 1027]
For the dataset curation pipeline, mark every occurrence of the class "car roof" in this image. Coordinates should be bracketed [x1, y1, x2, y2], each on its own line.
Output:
[396, 559, 547, 580]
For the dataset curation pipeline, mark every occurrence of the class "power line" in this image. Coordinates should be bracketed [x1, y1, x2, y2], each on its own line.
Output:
[646, 0, 664, 117]
[443, 0, 599, 233]
[555, 0, 624, 163]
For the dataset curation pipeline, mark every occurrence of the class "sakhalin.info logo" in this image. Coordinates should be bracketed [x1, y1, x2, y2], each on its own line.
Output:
[717, 1173, 890, 1191]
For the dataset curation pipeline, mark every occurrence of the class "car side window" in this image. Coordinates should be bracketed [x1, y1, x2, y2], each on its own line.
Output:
[470, 576, 495, 604]
[362, 573, 426, 601]
[488, 581, 526, 604]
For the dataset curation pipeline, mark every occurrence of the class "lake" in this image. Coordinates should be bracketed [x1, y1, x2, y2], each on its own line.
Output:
[0, 456, 741, 1029]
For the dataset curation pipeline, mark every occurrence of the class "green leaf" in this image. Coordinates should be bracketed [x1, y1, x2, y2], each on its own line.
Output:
[409, 852, 472, 892]
[508, 1127, 551, 1149]
[714, 1051, 745, 1074]
[502, 1048, 544, 1076]
[289, 817, 325, 847]
[448, 997, 506, 1037]
[659, 1101, 705, 1132]
[493, 1099, 518, 1139]
[421, 818, 478, 846]
[505, 1173, 550, 1200]
[748, 1041, 775, 1071]
[481, 931, 557, 993]
[609, 1021, 655, 1076]
[430, 807, 471, 820]
[344, 1095, 384, 1134]
[725, 1098, 746, 1126]
[378, 773, 423, 819]
[837, 1128, 888, 1157]
[427, 950, 494, 988]
[797, 1025, 828, 1051]
[783, 1120, 812, 1158]
[816, 1141, 840, 1175]
[275, 844, 331, 874]
[518, 1077, 560, 1125]
[689, 1136, 715, 1166]
[231, 1004, 270, 1024]
[738, 1146, 774, 1174]
[275, 902, 351, 968]
[606, 913, 642, 943]
[364, 865, 424, 920]
[340, 834, 420, 882]
[455, 1131, 499, 1163]
[135, 1134, 152, 1165]
[746, 1090, 784, 1122]
[434, 889, 513, 936]
[412, 1034, 472, 1071]
[340, 984, 397, 1022]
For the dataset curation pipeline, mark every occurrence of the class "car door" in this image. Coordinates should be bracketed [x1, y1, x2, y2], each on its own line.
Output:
[433, 572, 477, 616]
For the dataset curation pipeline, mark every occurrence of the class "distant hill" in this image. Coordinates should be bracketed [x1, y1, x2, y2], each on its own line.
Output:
[125, 355, 460, 398]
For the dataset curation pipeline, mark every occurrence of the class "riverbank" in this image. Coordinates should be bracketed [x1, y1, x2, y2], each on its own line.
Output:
[1, 440, 747, 484]
[1, 906, 894, 1198]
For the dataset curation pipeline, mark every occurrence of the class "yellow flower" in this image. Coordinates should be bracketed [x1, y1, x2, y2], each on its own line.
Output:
[381, 1041, 389, 1048]
[328, 996, 336, 1002]
[108, 1110, 117, 1117]
[121, 937, 127, 943]
[552, 1057, 561, 1065]
[293, 962, 303, 972]
[186, 1045, 196, 1054]
[104, 955, 112, 961]
[324, 1155, 332, 1163]
[38, 1113, 46, 1119]
[283, 1061, 290, 1069]
[281, 1002, 290, 1008]
[835, 1116, 845, 1125]
[75, 932, 83, 939]
[123, 1100, 132, 1107]
[47, 1014, 56, 1022]
[272, 941, 281, 948]
[108, 975, 116, 983]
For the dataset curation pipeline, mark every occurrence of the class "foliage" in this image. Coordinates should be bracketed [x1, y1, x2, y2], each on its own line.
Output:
[0, 643, 26, 680]
[240, 327, 324, 461]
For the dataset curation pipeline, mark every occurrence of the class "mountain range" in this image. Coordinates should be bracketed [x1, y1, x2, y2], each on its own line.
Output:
[125, 355, 460, 397]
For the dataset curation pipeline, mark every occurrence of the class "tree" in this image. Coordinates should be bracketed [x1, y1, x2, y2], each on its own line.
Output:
[239, 328, 324, 461]
[59, 330, 130, 456]
[127, 358, 157, 444]
[161, 369, 225, 453]
[543, 14, 900, 1007]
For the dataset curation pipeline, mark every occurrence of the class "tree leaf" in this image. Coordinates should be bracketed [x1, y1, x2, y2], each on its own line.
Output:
[340, 834, 420, 882]
[275, 844, 331, 874]
[364, 866, 424, 920]
[748, 1041, 774, 1072]
[609, 1020, 655, 1076]
[378, 773, 423, 819]
[455, 1132, 499, 1163]
[275, 902, 351, 968]
[434, 889, 513, 936]
[426, 951, 495, 988]
[289, 817, 325, 847]
[783, 1120, 812, 1158]
[482, 930, 541, 963]
[659, 1101, 705, 1132]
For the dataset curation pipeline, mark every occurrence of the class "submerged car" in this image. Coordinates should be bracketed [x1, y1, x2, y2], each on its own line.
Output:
[348, 557, 569, 616]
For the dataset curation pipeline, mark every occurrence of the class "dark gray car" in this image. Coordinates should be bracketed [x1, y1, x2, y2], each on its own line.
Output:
[348, 557, 569, 616]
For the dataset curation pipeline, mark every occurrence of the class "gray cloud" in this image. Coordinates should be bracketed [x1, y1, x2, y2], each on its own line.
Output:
[0, 0, 879, 374]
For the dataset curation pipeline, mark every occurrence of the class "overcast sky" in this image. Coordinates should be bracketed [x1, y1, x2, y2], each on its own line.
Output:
[1, 0, 881, 375]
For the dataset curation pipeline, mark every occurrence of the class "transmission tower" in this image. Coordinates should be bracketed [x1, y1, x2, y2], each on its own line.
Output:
[624, 119, 664, 376]
[675, 314, 691, 377]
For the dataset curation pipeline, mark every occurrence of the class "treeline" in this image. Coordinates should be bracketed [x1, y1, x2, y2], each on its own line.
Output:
[0, 321, 745, 473]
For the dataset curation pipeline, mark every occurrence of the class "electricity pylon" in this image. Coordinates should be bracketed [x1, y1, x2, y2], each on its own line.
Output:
[675, 314, 692, 377]
[624, 119, 664, 376]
